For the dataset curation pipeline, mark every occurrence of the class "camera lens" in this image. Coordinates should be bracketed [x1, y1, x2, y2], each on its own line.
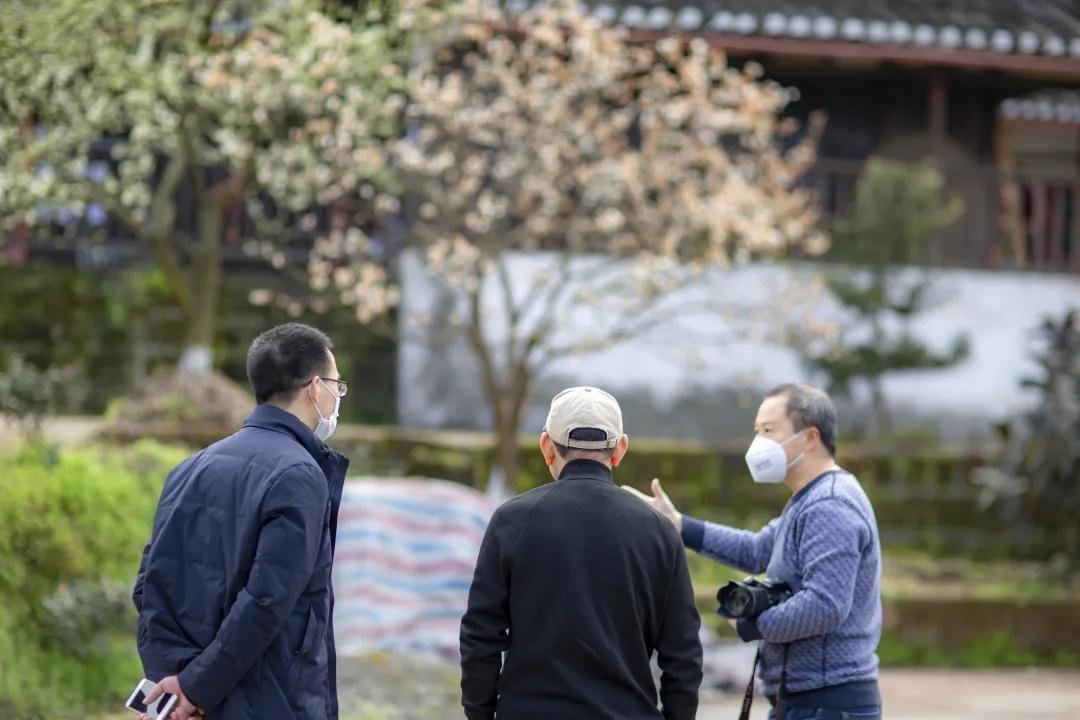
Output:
[721, 586, 751, 618]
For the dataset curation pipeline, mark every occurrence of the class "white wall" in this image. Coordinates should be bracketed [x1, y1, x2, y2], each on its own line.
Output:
[397, 251, 1080, 442]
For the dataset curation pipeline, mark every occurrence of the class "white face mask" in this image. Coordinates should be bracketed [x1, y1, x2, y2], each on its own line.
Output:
[312, 379, 341, 442]
[744, 430, 807, 484]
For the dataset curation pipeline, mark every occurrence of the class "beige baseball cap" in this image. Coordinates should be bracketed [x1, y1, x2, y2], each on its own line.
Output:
[544, 386, 624, 450]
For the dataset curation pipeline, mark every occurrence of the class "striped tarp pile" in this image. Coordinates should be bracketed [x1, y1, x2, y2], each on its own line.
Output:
[333, 477, 497, 658]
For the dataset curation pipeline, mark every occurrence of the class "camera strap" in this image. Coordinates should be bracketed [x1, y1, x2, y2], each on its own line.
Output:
[738, 642, 790, 720]
[737, 642, 761, 720]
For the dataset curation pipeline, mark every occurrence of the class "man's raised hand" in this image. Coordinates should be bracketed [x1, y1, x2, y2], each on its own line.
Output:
[621, 478, 683, 531]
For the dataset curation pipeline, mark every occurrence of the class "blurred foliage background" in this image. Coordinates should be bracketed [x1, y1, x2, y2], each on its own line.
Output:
[1, 0, 1078, 717]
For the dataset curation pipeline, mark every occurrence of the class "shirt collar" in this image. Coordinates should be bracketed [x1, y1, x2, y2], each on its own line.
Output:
[792, 469, 842, 503]
[557, 458, 615, 484]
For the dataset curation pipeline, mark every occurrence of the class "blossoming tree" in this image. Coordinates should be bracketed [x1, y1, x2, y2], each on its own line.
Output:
[313, 1, 827, 489]
[0, 0, 409, 370]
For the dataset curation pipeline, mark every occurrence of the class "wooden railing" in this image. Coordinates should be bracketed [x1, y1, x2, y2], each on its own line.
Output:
[812, 157, 1080, 273]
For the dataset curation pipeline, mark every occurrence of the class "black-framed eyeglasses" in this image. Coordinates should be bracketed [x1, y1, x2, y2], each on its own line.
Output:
[310, 377, 348, 398]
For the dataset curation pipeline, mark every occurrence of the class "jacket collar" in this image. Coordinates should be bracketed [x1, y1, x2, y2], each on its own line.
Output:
[557, 458, 615, 484]
[244, 403, 324, 456]
[243, 404, 349, 482]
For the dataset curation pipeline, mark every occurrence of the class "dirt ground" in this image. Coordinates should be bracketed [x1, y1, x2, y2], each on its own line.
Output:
[333, 653, 1080, 720]
[699, 668, 1080, 720]
[94, 665, 1080, 719]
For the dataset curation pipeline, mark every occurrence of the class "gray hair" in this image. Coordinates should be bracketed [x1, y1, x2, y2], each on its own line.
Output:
[766, 383, 838, 457]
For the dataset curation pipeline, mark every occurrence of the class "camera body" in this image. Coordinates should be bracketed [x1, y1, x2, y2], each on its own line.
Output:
[716, 577, 792, 620]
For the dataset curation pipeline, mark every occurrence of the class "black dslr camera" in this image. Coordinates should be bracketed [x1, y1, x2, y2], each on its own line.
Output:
[716, 577, 792, 620]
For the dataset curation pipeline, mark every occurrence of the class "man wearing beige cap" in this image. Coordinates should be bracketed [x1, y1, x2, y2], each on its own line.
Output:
[460, 387, 703, 720]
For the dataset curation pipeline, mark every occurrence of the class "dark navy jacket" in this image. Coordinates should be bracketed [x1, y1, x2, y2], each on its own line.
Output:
[133, 404, 349, 719]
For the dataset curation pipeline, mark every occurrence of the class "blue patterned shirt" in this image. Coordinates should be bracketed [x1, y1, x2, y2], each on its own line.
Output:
[682, 470, 882, 699]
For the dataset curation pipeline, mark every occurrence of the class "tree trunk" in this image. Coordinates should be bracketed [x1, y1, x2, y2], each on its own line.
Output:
[870, 379, 892, 433]
[463, 264, 537, 496]
[472, 355, 535, 497]
[486, 375, 531, 498]
[179, 199, 225, 373]
[489, 410, 520, 502]
[178, 287, 218, 372]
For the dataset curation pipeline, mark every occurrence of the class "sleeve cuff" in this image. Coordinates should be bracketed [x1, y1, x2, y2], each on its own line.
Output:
[680, 516, 705, 551]
[661, 695, 699, 720]
[736, 617, 763, 643]
[178, 661, 219, 714]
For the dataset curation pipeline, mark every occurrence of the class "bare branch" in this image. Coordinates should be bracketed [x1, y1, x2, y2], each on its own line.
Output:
[493, 253, 525, 367]
[528, 276, 721, 364]
[465, 277, 503, 418]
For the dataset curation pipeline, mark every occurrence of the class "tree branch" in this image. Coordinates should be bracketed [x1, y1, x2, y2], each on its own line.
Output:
[92, 190, 142, 238]
[493, 253, 524, 368]
[465, 275, 504, 424]
[196, 152, 251, 279]
[516, 252, 581, 358]
[201, 0, 225, 47]
[529, 277, 715, 365]
[147, 148, 195, 317]
[93, 180, 194, 318]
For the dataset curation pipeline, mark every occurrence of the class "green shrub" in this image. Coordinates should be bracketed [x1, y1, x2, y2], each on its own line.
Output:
[978, 310, 1080, 569]
[0, 440, 189, 719]
[0, 355, 71, 440]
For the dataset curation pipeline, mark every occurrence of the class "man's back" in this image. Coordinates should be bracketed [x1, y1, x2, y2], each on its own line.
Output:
[460, 459, 702, 720]
[135, 405, 348, 720]
[138, 426, 320, 637]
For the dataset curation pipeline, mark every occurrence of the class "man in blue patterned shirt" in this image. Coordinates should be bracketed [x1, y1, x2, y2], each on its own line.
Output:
[624, 384, 883, 720]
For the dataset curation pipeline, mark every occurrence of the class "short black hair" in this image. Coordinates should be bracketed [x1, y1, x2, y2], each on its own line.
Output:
[766, 383, 838, 457]
[553, 427, 615, 460]
[246, 323, 334, 404]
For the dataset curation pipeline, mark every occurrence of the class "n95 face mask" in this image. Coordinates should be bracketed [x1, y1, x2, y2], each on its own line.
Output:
[744, 430, 806, 484]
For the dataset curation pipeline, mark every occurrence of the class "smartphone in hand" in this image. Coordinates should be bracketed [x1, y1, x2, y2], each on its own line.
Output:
[125, 678, 178, 720]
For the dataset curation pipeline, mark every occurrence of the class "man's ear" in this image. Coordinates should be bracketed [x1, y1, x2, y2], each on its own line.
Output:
[611, 434, 630, 467]
[539, 431, 557, 466]
[306, 377, 320, 405]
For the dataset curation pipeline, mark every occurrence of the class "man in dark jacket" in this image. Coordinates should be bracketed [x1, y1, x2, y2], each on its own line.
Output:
[460, 386, 703, 720]
[133, 323, 350, 720]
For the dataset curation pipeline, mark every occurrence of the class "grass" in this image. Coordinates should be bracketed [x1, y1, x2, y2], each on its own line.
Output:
[687, 546, 1080, 668]
[880, 550, 1079, 601]
[687, 546, 1080, 603]
[877, 630, 1080, 669]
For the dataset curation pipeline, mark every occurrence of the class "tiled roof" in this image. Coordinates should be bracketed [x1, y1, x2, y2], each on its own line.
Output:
[507, 1, 1080, 59]
[1001, 89, 1080, 123]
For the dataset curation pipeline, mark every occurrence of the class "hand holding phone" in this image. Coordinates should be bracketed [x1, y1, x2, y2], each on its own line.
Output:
[125, 678, 178, 720]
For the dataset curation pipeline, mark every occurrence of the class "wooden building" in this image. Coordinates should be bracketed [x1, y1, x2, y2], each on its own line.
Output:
[580, 0, 1080, 272]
